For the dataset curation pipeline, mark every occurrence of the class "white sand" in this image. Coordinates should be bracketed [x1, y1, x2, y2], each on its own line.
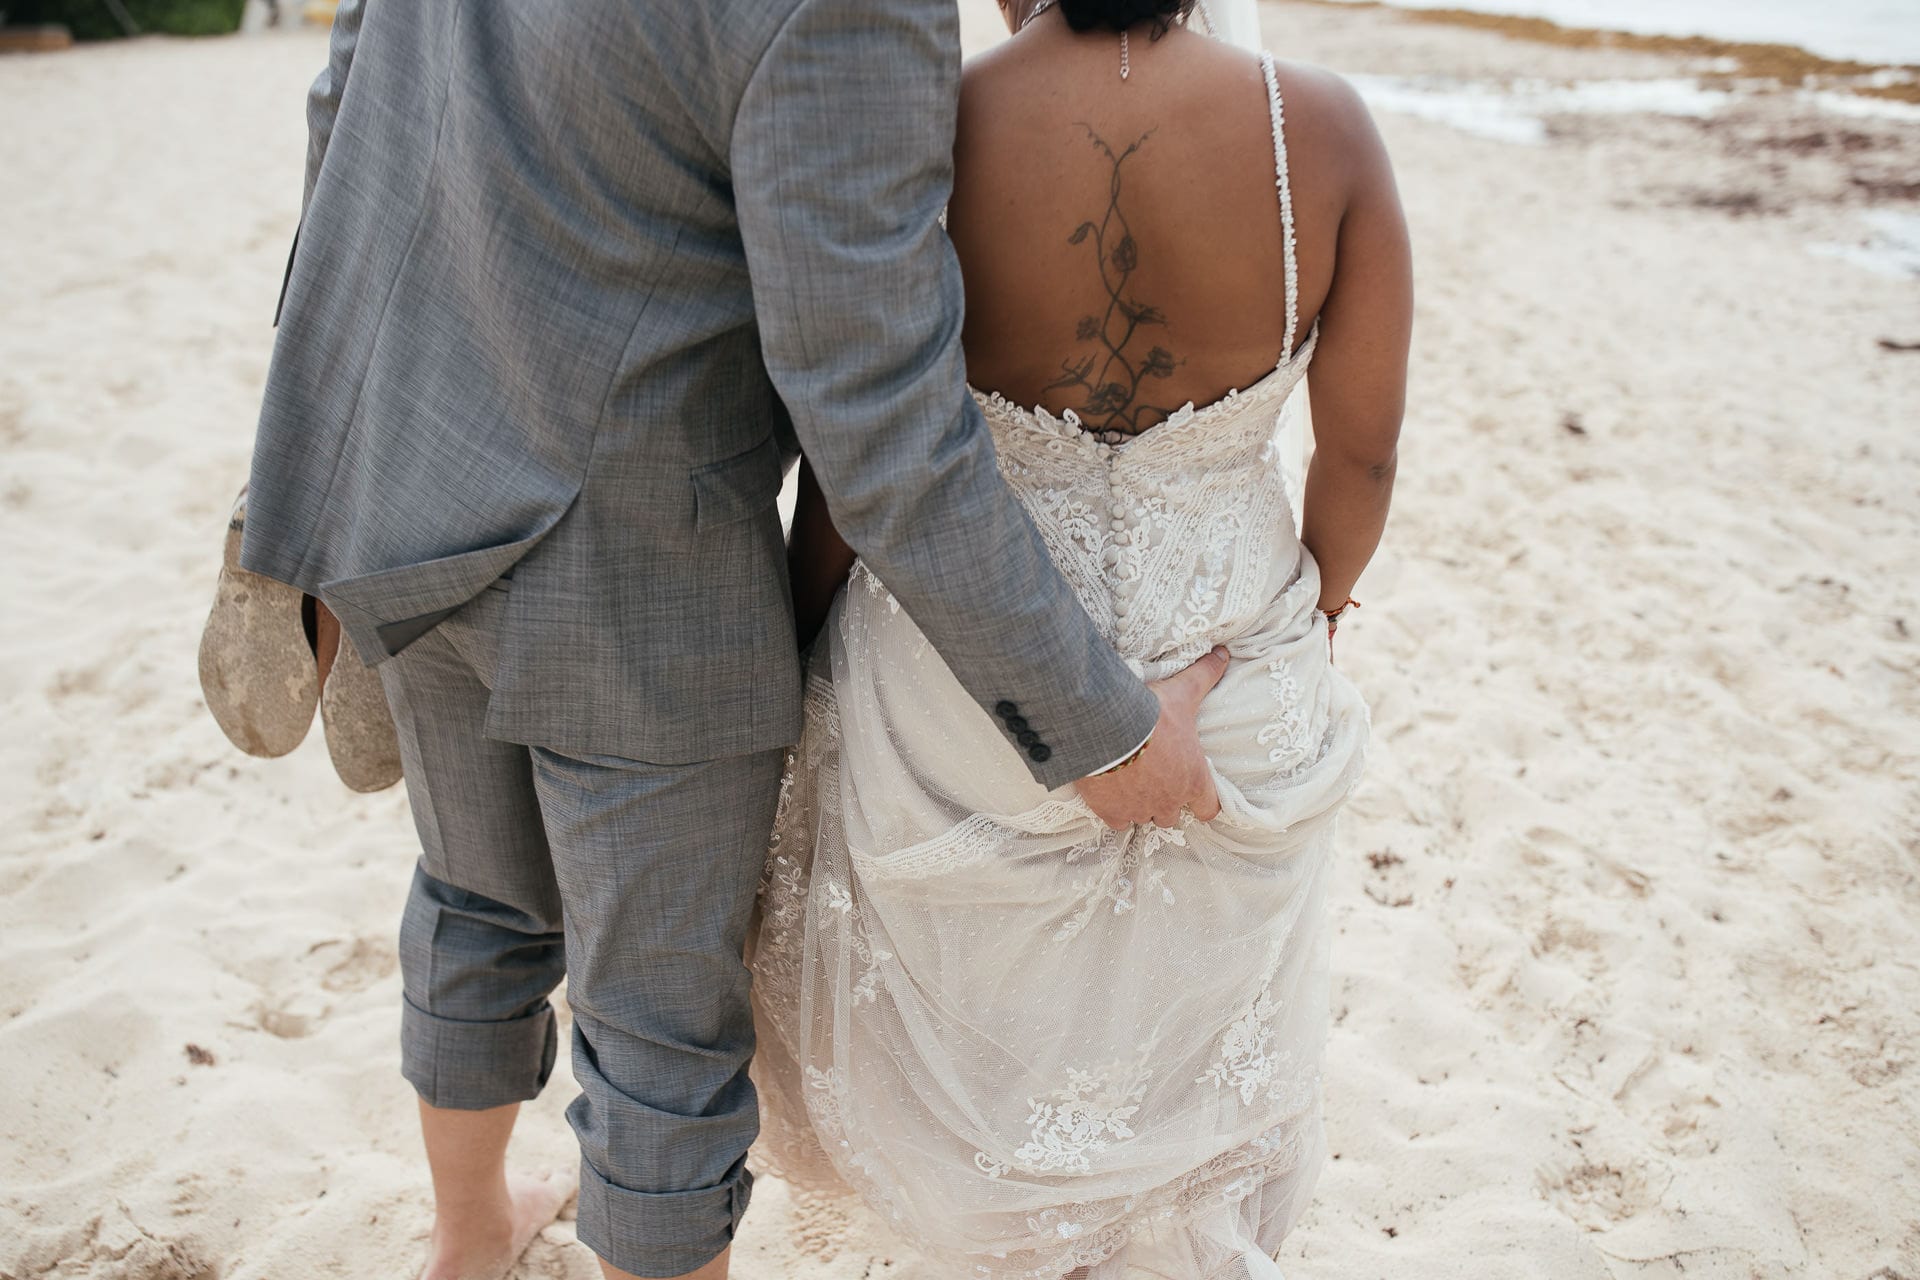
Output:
[2, 3, 1917, 1277]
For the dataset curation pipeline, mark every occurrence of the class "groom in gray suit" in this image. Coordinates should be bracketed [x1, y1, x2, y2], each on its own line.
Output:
[244, 0, 1225, 1275]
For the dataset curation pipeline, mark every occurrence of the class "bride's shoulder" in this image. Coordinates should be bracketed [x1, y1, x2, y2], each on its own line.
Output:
[1258, 56, 1394, 194]
[957, 37, 1058, 150]
[958, 30, 1025, 91]
[1263, 56, 1380, 139]
[1155, 38, 1379, 137]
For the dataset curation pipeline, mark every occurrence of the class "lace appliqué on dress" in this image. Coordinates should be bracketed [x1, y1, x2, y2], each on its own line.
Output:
[1197, 991, 1312, 1108]
[1053, 823, 1185, 943]
[1010, 1058, 1155, 1176]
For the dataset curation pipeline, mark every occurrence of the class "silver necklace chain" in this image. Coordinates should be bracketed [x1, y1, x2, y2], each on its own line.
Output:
[1020, 0, 1128, 80]
[1018, 0, 1216, 80]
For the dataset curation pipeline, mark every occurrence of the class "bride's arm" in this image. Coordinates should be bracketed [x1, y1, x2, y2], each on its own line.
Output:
[788, 458, 857, 650]
[1299, 79, 1412, 617]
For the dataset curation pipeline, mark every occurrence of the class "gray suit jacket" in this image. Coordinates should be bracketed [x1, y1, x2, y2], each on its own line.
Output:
[244, 0, 1158, 785]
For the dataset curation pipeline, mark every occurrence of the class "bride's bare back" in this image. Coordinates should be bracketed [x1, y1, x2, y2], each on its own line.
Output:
[950, 7, 1409, 443]
[788, 4, 1409, 660]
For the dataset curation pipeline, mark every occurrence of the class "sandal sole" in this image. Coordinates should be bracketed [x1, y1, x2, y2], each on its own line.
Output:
[197, 497, 318, 758]
[321, 629, 403, 793]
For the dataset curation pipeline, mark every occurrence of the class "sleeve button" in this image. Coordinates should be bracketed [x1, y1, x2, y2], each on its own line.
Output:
[994, 701, 1019, 718]
[1028, 744, 1052, 763]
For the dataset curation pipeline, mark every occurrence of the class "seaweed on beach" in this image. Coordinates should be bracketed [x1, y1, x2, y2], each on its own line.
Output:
[1294, 0, 1920, 104]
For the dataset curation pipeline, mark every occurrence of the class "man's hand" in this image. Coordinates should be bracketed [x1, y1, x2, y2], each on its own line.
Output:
[1075, 646, 1230, 829]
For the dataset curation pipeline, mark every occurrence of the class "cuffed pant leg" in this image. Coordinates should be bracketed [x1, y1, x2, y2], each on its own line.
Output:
[398, 864, 564, 1109]
[575, 1152, 753, 1279]
[381, 591, 567, 1111]
[530, 747, 785, 1278]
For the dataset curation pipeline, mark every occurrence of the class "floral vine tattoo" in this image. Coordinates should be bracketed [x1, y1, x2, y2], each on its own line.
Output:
[1046, 124, 1184, 435]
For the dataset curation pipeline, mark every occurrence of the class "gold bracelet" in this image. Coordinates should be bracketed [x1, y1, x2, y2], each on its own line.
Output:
[1097, 735, 1151, 775]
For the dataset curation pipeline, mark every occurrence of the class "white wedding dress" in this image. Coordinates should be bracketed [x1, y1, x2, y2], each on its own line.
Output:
[747, 45, 1370, 1280]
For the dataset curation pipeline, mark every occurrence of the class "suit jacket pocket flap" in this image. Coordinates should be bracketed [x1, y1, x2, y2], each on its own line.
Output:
[691, 433, 783, 530]
[320, 526, 554, 660]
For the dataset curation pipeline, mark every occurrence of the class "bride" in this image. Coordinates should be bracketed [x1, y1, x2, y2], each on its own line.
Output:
[751, 0, 1410, 1274]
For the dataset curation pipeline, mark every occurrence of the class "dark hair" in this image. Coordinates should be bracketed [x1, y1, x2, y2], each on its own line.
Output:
[1055, 0, 1194, 36]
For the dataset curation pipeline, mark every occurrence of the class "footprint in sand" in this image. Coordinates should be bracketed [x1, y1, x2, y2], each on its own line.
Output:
[1531, 912, 1610, 980]
[1537, 1138, 1663, 1231]
[1525, 825, 1653, 899]
[1656, 1090, 1725, 1159]
[308, 936, 398, 995]
[45, 664, 106, 702]
[31, 1208, 214, 1280]
[168, 1170, 210, 1218]
[1362, 848, 1415, 908]
[252, 993, 328, 1039]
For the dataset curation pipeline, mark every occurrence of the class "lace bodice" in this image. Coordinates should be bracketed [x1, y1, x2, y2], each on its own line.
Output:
[973, 324, 1318, 681]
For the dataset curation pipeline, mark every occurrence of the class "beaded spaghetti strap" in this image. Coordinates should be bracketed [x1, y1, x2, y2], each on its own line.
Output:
[1259, 51, 1301, 363]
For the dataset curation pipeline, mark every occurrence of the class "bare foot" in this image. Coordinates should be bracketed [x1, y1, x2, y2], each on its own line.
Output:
[419, 1170, 575, 1280]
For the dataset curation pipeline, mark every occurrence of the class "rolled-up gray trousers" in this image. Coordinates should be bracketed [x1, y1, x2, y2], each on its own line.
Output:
[378, 579, 784, 1277]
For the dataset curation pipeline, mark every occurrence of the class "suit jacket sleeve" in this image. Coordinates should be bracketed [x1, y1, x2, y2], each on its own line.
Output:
[304, 0, 366, 214]
[730, 0, 1159, 788]
[276, 0, 365, 326]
